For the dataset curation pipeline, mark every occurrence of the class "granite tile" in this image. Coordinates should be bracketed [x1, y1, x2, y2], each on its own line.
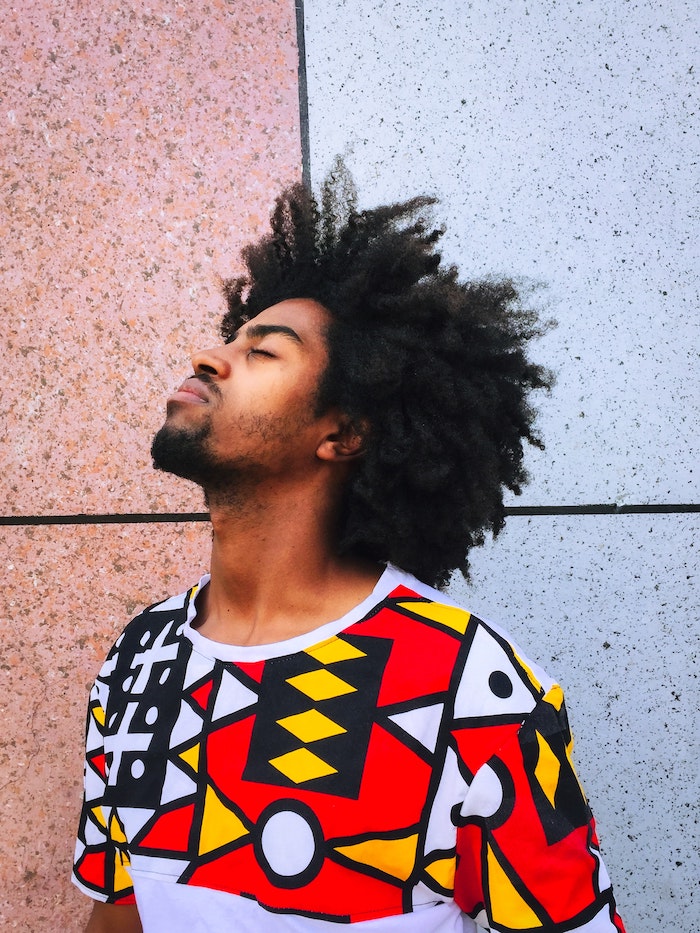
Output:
[449, 512, 699, 929]
[0, 521, 212, 931]
[2, 0, 302, 516]
[304, 0, 699, 505]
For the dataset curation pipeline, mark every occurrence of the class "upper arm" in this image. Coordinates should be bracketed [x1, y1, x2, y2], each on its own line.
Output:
[454, 685, 625, 931]
[85, 901, 143, 933]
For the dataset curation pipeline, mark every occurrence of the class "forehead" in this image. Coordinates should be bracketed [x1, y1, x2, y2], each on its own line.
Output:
[242, 299, 331, 348]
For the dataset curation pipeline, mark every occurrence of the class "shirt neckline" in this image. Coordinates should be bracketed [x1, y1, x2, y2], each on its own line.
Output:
[182, 564, 406, 663]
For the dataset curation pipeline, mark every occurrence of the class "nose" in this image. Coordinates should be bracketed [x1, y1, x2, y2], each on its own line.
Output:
[191, 346, 232, 378]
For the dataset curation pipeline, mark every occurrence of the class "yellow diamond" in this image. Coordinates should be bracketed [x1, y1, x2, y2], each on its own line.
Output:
[306, 636, 367, 665]
[277, 708, 347, 743]
[269, 747, 338, 783]
[534, 731, 561, 809]
[286, 668, 357, 701]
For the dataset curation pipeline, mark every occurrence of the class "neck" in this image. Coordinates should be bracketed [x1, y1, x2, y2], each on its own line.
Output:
[197, 478, 381, 646]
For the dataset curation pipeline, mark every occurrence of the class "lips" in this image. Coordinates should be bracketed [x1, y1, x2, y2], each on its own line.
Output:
[167, 377, 211, 405]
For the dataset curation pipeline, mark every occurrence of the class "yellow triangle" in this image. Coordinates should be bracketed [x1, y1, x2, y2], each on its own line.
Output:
[198, 785, 249, 855]
[534, 731, 561, 809]
[425, 855, 456, 892]
[542, 683, 564, 712]
[109, 812, 127, 845]
[113, 851, 132, 894]
[335, 833, 419, 882]
[91, 703, 106, 727]
[306, 636, 366, 665]
[179, 742, 200, 772]
[397, 600, 471, 635]
[510, 648, 545, 694]
[487, 844, 542, 928]
[91, 805, 106, 828]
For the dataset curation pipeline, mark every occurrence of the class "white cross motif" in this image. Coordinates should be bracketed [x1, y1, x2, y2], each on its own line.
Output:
[107, 701, 155, 785]
[128, 622, 180, 695]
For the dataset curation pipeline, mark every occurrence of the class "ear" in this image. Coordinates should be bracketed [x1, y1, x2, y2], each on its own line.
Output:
[316, 416, 368, 462]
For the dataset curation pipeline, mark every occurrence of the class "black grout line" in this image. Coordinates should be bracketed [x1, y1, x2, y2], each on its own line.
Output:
[505, 504, 700, 515]
[295, 0, 311, 190]
[1, 505, 698, 527]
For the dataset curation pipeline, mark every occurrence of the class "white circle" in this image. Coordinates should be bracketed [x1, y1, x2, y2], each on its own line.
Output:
[145, 706, 158, 725]
[131, 759, 145, 779]
[140, 630, 151, 646]
[260, 810, 316, 877]
[159, 667, 171, 685]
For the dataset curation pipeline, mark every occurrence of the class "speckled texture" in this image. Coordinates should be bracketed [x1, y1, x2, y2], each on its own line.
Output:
[448, 513, 699, 929]
[1, 0, 302, 928]
[0, 522, 212, 930]
[304, 0, 699, 505]
[304, 3, 698, 924]
[2, 0, 302, 516]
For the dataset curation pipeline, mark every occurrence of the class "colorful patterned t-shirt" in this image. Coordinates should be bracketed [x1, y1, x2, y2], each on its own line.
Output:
[72, 565, 625, 932]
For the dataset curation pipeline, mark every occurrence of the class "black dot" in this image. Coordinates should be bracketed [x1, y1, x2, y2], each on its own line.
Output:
[489, 670, 513, 698]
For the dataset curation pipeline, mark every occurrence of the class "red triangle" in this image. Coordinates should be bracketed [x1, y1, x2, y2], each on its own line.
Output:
[235, 660, 265, 683]
[139, 803, 195, 852]
[76, 849, 106, 888]
[88, 752, 107, 778]
[191, 679, 214, 710]
[453, 722, 521, 776]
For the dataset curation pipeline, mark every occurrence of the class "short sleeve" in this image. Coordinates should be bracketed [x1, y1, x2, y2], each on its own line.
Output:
[454, 685, 626, 932]
[71, 667, 136, 904]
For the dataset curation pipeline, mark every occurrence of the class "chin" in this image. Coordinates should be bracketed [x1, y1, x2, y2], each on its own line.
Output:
[151, 422, 210, 482]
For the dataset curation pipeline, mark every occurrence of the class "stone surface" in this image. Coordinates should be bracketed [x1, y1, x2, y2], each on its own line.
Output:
[0, 521, 212, 930]
[0, 1, 302, 929]
[2, 0, 302, 517]
[304, 0, 699, 506]
[449, 512, 699, 929]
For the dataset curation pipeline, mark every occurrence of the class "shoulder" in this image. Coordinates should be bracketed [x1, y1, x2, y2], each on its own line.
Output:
[98, 580, 203, 681]
[383, 564, 556, 698]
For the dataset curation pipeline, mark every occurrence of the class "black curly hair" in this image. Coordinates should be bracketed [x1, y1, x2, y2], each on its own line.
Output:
[221, 162, 552, 588]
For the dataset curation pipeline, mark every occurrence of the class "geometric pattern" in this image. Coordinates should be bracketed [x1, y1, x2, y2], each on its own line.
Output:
[72, 572, 626, 931]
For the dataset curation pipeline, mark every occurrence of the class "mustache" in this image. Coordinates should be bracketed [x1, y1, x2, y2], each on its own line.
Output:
[191, 372, 222, 400]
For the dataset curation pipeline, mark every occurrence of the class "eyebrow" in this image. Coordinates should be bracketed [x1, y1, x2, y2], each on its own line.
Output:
[233, 323, 304, 345]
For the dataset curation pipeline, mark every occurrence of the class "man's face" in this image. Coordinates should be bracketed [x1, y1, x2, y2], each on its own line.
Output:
[151, 298, 336, 493]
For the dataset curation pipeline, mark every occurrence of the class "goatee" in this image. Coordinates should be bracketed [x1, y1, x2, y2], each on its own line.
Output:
[151, 421, 215, 486]
[150, 422, 259, 511]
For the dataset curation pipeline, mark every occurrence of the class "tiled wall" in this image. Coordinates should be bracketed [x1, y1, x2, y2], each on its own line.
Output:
[1, 1, 302, 928]
[303, 0, 698, 928]
[2, 0, 697, 929]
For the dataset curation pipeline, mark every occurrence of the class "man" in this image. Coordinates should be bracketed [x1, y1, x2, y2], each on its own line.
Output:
[73, 167, 626, 932]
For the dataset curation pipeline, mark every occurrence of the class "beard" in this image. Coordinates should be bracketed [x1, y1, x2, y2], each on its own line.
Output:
[150, 419, 258, 498]
[151, 399, 320, 506]
[150, 415, 281, 509]
[151, 420, 214, 485]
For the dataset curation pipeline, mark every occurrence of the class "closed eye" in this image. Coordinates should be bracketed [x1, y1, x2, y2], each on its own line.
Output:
[248, 347, 275, 358]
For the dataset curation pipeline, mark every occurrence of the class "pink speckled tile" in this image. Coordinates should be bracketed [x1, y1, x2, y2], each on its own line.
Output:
[2, 0, 302, 516]
[0, 521, 212, 931]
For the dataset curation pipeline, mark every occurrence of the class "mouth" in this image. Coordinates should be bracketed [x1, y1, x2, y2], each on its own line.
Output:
[167, 377, 212, 406]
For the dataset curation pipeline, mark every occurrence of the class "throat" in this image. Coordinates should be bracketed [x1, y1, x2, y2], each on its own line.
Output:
[193, 562, 383, 647]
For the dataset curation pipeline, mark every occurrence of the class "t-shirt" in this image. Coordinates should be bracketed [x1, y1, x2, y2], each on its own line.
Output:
[72, 565, 626, 932]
